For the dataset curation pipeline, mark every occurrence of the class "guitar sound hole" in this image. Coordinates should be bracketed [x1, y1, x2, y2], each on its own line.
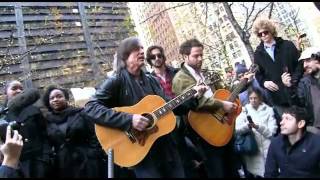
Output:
[142, 113, 155, 129]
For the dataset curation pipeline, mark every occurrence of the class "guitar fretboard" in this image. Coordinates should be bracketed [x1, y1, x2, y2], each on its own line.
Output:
[153, 87, 198, 119]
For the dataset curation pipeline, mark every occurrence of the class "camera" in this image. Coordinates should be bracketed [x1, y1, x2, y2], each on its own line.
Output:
[0, 119, 20, 141]
[299, 33, 306, 38]
[247, 115, 254, 124]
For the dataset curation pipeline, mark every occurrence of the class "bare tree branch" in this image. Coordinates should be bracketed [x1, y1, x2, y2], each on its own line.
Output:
[247, 2, 272, 32]
[245, 2, 256, 30]
[268, 2, 274, 19]
[1, 32, 64, 72]
[139, 2, 193, 24]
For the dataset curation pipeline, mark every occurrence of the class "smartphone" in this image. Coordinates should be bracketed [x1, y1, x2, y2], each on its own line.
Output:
[299, 33, 306, 38]
[247, 115, 254, 124]
[283, 66, 288, 73]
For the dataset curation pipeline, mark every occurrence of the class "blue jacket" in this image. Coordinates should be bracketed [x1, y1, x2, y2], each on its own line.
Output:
[0, 165, 20, 178]
[265, 132, 320, 178]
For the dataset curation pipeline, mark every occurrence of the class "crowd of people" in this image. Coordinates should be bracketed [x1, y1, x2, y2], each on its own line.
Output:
[0, 17, 320, 178]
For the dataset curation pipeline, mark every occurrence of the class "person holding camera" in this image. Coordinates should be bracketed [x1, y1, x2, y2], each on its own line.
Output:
[0, 125, 23, 178]
[0, 80, 52, 177]
[282, 47, 320, 135]
[235, 87, 278, 178]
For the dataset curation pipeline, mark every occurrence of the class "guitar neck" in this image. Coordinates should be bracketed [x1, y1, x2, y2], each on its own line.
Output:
[228, 78, 248, 102]
[152, 87, 197, 119]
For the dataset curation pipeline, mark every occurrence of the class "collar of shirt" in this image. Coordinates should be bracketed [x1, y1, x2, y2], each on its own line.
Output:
[264, 40, 276, 49]
[184, 63, 204, 82]
[184, 63, 213, 98]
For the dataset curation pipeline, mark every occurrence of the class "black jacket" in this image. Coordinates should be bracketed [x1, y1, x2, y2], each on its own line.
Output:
[0, 166, 21, 178]
[289, 75, 319, 126]
[46, 107, 106, 178]
[254, 37, 302, 106]
[265, 132, 320, 178]
[1, 104, 52, 178]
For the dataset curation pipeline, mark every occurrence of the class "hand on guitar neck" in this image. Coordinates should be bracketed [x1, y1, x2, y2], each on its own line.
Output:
[243, 72, 255, 82]
[193, 83, 208, 98]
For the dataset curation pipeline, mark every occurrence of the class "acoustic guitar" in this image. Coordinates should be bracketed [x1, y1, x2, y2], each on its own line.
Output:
[188, 64, 259, 147]
[95, 83, 202, 167]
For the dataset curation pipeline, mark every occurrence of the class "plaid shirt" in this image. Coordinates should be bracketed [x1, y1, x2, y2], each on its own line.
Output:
[155, 71, 176, 99]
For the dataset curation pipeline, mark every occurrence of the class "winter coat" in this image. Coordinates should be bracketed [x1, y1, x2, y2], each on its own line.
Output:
[45, 106, 106, 178]
[254, 37, 302, 106]
[235, 103, 278, 177]
[289, 74, 320, 126]
[265, 132, 320, 178]
[2, 104, 52, 178]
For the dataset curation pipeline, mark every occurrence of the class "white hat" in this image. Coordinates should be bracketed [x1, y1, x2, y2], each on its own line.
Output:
[299, 47, 320, 61]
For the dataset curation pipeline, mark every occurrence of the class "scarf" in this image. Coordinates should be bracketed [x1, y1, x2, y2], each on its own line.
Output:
[46, 106, 82, 124]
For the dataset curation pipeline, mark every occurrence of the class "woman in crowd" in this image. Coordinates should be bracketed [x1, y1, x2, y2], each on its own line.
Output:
[42, 85, 106, 178]
[0, 80, 52, 177]
[235, 87, 278, 178]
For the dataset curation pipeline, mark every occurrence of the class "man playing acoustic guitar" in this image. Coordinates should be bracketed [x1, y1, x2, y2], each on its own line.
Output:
[84, 37, 207, 178]
[172, 38, 238, 178]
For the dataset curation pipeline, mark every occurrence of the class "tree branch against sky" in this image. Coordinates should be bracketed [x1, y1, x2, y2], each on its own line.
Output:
[139, 2, 193, 24]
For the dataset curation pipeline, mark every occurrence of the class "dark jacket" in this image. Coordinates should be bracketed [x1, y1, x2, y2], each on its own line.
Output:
[0, 166, 21, 178]
[254, 37, 302, 106]
[289, 74, 320, 126]
[2, 105, 51, 178]
[265, 132, 320, 178]
[45, 107, 106, 178]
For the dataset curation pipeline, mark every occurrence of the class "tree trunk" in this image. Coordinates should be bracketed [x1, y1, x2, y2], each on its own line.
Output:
[222, 2, 255, 62]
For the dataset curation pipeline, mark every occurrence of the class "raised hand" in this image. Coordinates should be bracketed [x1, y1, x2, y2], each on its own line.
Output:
[281, 72, 292, 87]
[0, 125, 23, 169]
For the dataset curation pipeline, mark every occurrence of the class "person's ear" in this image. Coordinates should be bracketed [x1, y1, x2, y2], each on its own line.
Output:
[183, 55, 188, 61]
[298, 119, 306, 129]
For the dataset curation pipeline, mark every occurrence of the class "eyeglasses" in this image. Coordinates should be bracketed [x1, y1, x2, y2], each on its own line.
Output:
[257, 30, 269, 37]
[150, 53, 163, 60]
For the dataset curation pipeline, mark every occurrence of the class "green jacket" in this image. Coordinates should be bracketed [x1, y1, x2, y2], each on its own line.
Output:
[172, 64, 223, 112]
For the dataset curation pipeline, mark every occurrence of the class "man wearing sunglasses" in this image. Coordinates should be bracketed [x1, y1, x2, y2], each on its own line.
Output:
[146, 45, 178, 99]
[252, 18, 303, 130]
[146, 45, 203, 178]
[282, 47, 320, 135]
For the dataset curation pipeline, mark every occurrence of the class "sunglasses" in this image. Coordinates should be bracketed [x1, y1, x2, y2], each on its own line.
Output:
[150, 53, 163, 60]
[257, 30, 269, 37]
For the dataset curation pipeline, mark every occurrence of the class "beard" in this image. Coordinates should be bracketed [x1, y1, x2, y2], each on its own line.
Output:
[152, 59, 164, 68]
[310, 68, 320, 76]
